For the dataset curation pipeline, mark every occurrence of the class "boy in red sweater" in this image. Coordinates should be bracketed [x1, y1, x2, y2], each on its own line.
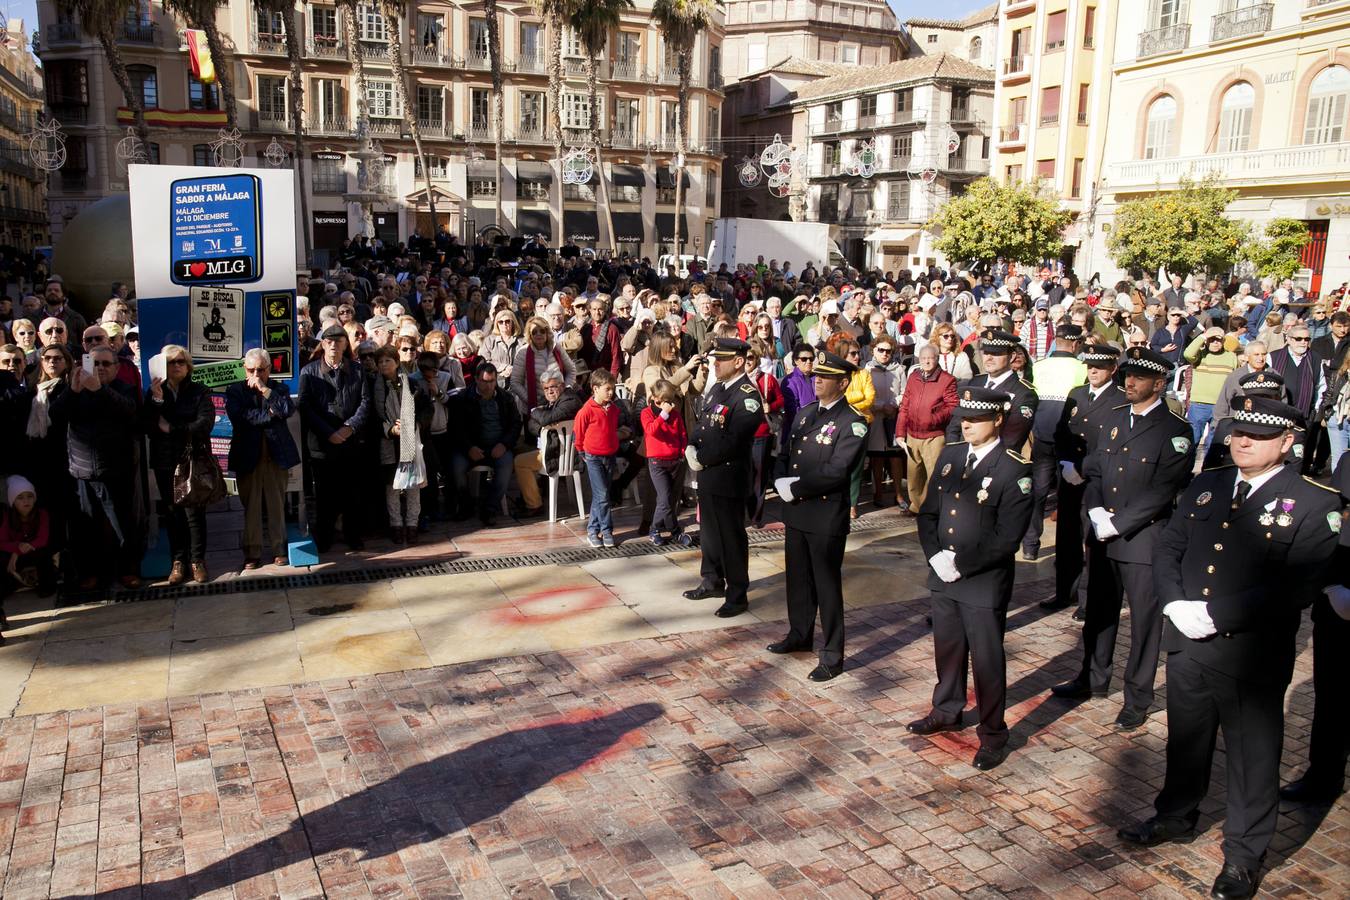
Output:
[640, 379, 692, 546]
[573, 369, 622, 547]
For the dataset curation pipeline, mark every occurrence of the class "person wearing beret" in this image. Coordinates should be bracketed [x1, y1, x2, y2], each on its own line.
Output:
[1041, 344, 1124, 615]
[944, 328, 1038, 453]
[682, 338, 765, 618]
[911, 386, 1034, 771]
[1203, 370, 1294, 470]
[767, 351, 868, 682]
[1118, 397, 1341, 900]
[1053, 346, 1194, 731]
[1022, 323, 1087, 561]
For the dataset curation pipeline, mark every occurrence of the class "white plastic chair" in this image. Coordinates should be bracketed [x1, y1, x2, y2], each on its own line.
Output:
[540, 421, 586, 523]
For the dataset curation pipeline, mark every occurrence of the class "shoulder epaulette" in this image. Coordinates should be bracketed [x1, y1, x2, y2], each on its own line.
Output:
[947, 440, 969, 446]
[1169, 409, 1189, 424]
[1019, 378, 1036, 391]
[1111, 403, 1130, 410]
[1006, 449, 1029, 464]
[740, 382, 756, 393]
[1302, 476, 1338, 493]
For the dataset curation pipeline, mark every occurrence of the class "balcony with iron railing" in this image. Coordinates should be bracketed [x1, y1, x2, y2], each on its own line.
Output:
[518, 50, 546, 74]
[609, 128, 639, 148]
[360, 40, 392, 62]
[48, 103, 88, 125]
[657, 68, 705, 87]
[368, 118, 401, 135]
[252, 110, 289, 132]
[1108, 141, 1350, 189]
[945, 157, 991, 176]
[416, 117, 446, 137]
[409, 42, 447, 65]
[250, 31, 287, 55]
[1003, 55, 1029, 78]
[1211, 3, 1272, 42]
[306, 113, 349, 135]
[1138, 22, 1190, 58]
[563, 57, 588, 77]
[810, 116, 845, 136]
[467, 49, 491, 70]
[513, 125, 547, 143]
[307, 35, 345, 59]
[1076, 111, 1089, 126]
[949, 107, 977, 125]
[1039, 108, 1060, 126]
[610, 59, 641, 81]
[119, 22, 157, 44]
[468, 122, 494, 142]
[997, 123, 1026, 145]
[46, 22, 81, 44]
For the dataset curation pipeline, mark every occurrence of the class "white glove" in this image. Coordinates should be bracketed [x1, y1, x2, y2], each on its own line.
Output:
[928, 550, 960, 583]
[684, 444, 703, 472]
[774, 476, 800, 503]
[1059, 461, 1084, 486]
[1163, 600, 1217, 640]
[1088, 507, 1118, 540]
[1325, 585, 1350, 621]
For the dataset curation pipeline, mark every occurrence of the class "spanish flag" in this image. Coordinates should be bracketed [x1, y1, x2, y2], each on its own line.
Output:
[186, 29, 215, 84]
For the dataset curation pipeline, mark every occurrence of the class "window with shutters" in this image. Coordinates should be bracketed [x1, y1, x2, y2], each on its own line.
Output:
[1143, 95, 1176, 158]
[1083, 6, 1096, 47]
[257, 75, 286, 121]
[470, 19, 489, 59]
[312, 6, 339, 43]
[1303, 66, 1349, 145]
[188, 74, 218, 110]
[887, 181, 909, 220]
[255, 7, 284, 36]
[1045, 11, 1067, 51]
[1218, 82, 1254, 152]
[564, 92, 594, 130]
[128, 65, 157, 108]
[521, 91, 546, 136]
[896, 89, 913, 112]
[892, 133, 912, 166]
[1070, 158, 1084, 198]
[1006, 164, 1023, 181]
[471, 89, 491, 130]
[357, 3, 386, 42]
[1040, 86, 1061, 125]
[1152, 0, 1187, 29]
[1077, 84, 1090, 125]
[1036, 159, 1055, 180]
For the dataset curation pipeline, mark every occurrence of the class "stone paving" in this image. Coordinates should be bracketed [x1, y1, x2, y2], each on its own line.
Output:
[0, 524, 1344, 898]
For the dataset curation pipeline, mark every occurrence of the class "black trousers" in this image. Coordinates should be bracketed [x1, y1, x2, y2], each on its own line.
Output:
[1053, 480, 1085, 606]
[1022, 445, 1058, 554]
[153, 469, 207, 563]
[647, 458, 684, 535]
[1304, 604, 1349, 790]
[312, 453, 363, 544]
[1154, 652, 1285, 870]
[929, 592, 1008, 749]
[783, 526, 847, 666]
[746, 436, 771, 525]
[1081, 558, 1162, 709]
[698, 492, 749, 607]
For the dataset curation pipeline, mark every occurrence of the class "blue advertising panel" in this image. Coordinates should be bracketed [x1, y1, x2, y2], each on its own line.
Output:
[169, 172, 263, 285]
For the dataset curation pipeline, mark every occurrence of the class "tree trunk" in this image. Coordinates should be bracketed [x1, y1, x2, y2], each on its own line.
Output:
[587, 53, 615, 256]
[674, 50, 691, 269]
[282, 7, 311, 265]
[485, 0, 503, 232]
[547, 12, 564, 248]
[200, 20, 238, 131]
[342, 1, 373, 238]
[99, 30, 151, 153]
[384, 13, 437, 240]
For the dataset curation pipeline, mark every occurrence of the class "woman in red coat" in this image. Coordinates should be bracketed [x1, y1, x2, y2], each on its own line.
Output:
[746, 339, 786, 528]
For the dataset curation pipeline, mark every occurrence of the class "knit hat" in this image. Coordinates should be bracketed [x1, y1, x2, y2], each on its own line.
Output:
[7, 474, 35, 506]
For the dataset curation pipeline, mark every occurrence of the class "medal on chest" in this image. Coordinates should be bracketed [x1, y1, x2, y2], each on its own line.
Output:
[815, 422, 837, 445]
[1258, 499, 1276, 527]
[710, 403, 729, 427]
[977, 476, 992, 504]
[1275, 498, 1295, 528]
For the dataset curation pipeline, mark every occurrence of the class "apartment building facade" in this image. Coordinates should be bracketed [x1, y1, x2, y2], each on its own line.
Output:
[902, 4, 999, 63]
[795, 55, 995, 272]
[36, 0, 724, 262]
[0, 21, 49, 252]
[1091, 0, 1350, 294]
[720, 0, 902, 81]
[990, 0, 1117, 273]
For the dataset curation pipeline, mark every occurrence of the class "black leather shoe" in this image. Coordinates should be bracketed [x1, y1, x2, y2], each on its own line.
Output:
[972, 745, 1007, 770]
[682, 586, 725, 600]
[1051, 679, 1108, 699]
[766, 639, 810, 654]
[1021, 548, 1039, 561]
[1115, 706, 1149, 731]
[714, 602, 748, 618]
[1210, 862, 1257, 899]
[1279, 776, 1343, 805]
[1071, 608, 1086, 621]
[906, 714, 960, 736]
[1116, 817, 1196, 847]
[807, 663, 843, 682]
[1039, 596, 1073, 610]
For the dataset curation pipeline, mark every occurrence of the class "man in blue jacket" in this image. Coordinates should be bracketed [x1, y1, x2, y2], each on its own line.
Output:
[226, 348, 299, 568]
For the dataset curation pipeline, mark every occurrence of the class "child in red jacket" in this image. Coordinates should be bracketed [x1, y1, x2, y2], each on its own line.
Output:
[573, 369, 621, 547]
[640, 379, 691, 546]
[1, 476, 57, 641]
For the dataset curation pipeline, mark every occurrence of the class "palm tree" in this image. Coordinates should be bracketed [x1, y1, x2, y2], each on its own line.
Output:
[570, 0, 633, 253]
[651, 0, 718, 266]
[376, 0, 438, 239]
[484, 0, 504, 231]
[162, 0, 237, 130]
[257, 0, 310, 262]
[58, 0, 151, 150]
[528, 0, 573, 245]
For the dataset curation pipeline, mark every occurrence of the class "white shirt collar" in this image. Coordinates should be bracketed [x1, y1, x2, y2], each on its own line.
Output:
[819, 397, 843, 411]
[1235, 465, 1284, 500]
[967, 438, 1001, 468]
[985, 369, 1013, 390]
[1132, 397, 1164, 419]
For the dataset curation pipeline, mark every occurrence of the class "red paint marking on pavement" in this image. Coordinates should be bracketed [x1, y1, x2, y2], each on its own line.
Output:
[489, 585, 616, 626]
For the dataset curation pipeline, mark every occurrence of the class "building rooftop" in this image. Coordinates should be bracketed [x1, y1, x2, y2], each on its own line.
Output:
[746, 55, 856, 79]
[793, 53, 993, 103]
[904, 2, 998, 30]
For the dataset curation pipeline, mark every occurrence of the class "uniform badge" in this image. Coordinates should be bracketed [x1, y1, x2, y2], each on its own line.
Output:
[941, 463, 952, 476]
[851, 422, 868, 438]
[1196, 491, 1211, 506]
[1329, 512, 1342, 534]
[743, 398, 760, 413]
[1017, 477, 1032, 495]
[1172, 436, 1191, 454]
[978, 477, 993, 504]
[1294, 443, 1304, 459]
[1275, 498, 1295, 528]
[1019, 405, 1033, 419]
[1258, 500, 1276, 526]
[1223, 434, 1231, 446]
[1110, 426, 1119, 440]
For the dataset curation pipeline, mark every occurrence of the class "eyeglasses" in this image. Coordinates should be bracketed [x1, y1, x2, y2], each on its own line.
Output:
[93, 360, 117, 368]
[42, 326, 65, 334]
[84, 335, 106, 344]
[244, 366, 268, 374]
[1288, 336, 1310, 342]
[168, 358, 188, 366]
[874, 347, 893, 353]
[399, 347, 417, 353]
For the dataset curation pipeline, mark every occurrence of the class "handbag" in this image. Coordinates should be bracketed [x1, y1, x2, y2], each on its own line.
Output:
[173, 442, 227, 507]
[393, 440, 427, 490]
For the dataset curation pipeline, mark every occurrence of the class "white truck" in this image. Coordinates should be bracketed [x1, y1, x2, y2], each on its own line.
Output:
[707, 218, 847, 272]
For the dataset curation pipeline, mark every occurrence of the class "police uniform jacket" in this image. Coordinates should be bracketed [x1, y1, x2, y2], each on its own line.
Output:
[944, 373, 1038, 449]
[690, 372, 764, 497]
[1055, 382, 1125, 473]
[776, 399, 868, 536]
[918, 441, 1034, 608]
[1083, 402, 1194, 564]
[1155, 465, 1341, 685]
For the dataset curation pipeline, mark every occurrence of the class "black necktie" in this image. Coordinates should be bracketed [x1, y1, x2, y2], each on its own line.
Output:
[964, 452, 977, 479]
[1232, 480, 1251, 511]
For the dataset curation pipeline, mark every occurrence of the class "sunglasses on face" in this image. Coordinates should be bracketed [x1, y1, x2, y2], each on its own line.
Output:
[42, 326, 65, 334]
[93, 360, 117, 368]
[84, 335, 106, 344]
[1288, 336, 1310, 342]
[796, 355, 814, 363]
[168, 358, 188, 366]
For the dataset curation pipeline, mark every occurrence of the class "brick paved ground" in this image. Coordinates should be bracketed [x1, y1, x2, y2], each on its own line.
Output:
[0, 576, 1344, 899]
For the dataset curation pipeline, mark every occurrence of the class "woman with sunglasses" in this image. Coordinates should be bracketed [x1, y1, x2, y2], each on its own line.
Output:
[9, 318, 38, 376]
[144, 345, 215, 585]
[23, 345, 74, 561]
[927, 323, 975, 380]
[481, 310, 523, 387]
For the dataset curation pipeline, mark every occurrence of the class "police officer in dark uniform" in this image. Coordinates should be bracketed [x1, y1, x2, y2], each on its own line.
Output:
[1041, 344, 1124, 615]
[1281, 451, 1350, 806]
[910, 387, 1034, 771]
[944, 329, 1038, 452]
[1118, 396, 1341, 900]
[682, 338, 764, 618]
[1051, 346, 1194, 732]
[767, 351, 868, 682]
[1202, 370, 1292, 470]
[1023, 324, 1087, 560]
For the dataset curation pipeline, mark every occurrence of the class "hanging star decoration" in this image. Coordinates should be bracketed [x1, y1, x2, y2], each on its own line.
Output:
[25, 115, 66, 171]
[211, 127, 244, 167]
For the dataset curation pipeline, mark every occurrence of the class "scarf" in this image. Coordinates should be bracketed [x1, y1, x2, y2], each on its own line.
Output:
[1275, 350, 1317, 413]
[397, 374, 417, 464]
[26, 378, 61, 439]
[524, 346, 565, 409]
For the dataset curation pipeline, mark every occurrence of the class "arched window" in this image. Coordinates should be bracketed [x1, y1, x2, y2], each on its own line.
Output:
[1218, 81, 1254, 152]
[1303, 65, 1349, 145]
[127, 64, 157, 108]
[1143, 94, 1176, 159]
[969, 36, 982, 63]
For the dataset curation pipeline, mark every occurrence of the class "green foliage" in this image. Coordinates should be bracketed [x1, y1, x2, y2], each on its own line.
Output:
[1243, 218, 1310, 281]
[1106, 175, 1249, 278]
[651, 0, 720, 51]
[927, 178, 1072, 266]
